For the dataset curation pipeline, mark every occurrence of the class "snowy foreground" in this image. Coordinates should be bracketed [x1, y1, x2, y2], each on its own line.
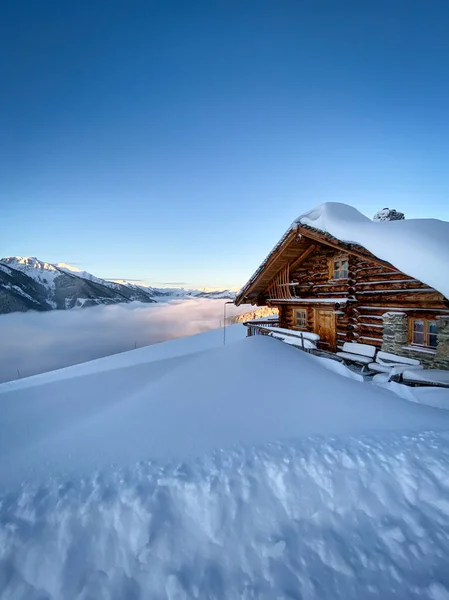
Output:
[1, 328, 449, 599]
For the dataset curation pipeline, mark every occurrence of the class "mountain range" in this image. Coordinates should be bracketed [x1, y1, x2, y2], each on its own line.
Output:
[0, 257, 236, 315]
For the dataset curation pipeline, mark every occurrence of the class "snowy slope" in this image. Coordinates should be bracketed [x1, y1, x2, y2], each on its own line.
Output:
[0, 262, 53, 313]
[0, 323, 247, 392]
[296, 203, 449, 299]
[2, 334, 449, 485]
[56, 262, 123, 290]
[1, 333, 449, 598]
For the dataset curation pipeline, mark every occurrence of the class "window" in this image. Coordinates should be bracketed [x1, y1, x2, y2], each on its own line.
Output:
[332, 257, 348, 280]
[295, 309, 307, 329]
[411, 319, 438, 348]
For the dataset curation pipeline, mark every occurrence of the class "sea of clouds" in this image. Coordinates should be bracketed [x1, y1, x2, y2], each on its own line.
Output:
[0, 299, 249, 383]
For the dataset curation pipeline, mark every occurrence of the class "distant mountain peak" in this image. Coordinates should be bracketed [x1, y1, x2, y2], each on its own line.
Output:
[2, 256, 57, 270]
[0, 256, 236, 314]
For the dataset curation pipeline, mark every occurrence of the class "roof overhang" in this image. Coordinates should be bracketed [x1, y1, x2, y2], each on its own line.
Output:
[235, 224, 396, 306]
[235, 226, 303, 305]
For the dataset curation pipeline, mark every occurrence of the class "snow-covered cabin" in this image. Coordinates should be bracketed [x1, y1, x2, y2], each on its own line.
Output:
[235, 203, 449, 369]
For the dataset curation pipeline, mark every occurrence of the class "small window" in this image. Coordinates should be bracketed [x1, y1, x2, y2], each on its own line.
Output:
[295, 309, 307, 329]
[411, 319, 438, 348]
[332, 258, 348, 280]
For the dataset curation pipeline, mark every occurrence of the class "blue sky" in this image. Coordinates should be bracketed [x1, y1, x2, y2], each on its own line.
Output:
[2, 0, 449, 288]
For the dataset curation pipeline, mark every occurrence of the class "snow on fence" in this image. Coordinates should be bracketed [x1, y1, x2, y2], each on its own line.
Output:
[244, 319, 280, 336]
[243, 320, 319, 352]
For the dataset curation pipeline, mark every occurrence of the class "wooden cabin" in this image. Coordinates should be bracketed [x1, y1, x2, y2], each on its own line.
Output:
[235, 216, 449, 369]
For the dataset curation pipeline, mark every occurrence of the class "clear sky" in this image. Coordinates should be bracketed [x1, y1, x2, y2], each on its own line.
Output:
[2, 1, 449, 288]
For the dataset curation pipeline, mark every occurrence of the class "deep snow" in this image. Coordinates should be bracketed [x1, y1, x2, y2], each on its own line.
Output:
[2, 335, 449, 488]
[2, 332, 449, 599]
[3, 431, 449, 600]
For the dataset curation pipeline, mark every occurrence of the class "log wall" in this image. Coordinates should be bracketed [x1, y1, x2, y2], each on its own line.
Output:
[273, 246, 449, 354]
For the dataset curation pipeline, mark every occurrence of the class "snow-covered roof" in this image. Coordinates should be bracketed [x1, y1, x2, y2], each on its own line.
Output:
[294, 203, 449, 299]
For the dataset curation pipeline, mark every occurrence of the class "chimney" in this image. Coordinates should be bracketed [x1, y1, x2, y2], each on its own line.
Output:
[373, 208, 405, 222]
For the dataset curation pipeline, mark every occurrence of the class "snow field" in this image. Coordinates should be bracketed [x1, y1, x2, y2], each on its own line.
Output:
[2, 336, 449, 488]
[2, 432, 449, 599]
[2, 331, 449, 598]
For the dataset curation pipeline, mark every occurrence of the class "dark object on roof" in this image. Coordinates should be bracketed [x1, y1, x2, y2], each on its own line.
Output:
[373, 208, 405, 222]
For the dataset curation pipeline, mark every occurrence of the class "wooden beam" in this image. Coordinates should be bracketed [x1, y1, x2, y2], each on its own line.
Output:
[297, 227, 396, 271]
[235, 228, 299, 305]
[289, 244, 317, 272]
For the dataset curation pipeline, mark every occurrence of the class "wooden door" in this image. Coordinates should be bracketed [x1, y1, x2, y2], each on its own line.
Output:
[315, 309, 336, 351]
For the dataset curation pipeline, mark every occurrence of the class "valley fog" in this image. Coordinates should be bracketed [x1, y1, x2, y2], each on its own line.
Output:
[0, 299, 250, 383]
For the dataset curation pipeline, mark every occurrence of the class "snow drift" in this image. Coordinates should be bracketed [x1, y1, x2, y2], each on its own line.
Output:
[296, 202, 449, 299]
[2, 334, 449, 487]
[1, 334, 449, 599]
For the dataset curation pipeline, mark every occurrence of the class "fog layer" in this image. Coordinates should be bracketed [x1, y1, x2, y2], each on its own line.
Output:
[0, 300, 248, 383]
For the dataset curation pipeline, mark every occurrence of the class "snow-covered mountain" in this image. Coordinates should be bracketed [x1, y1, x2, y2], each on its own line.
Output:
[0, 257, 236, 314]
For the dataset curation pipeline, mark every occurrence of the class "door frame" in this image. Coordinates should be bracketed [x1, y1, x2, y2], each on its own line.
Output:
[313, 308, 336, 351]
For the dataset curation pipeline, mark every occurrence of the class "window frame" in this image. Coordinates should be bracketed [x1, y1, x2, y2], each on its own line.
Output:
[330, 255, 349, 281]
[294, 308, 307, 330]
[409, 318, 438, 349]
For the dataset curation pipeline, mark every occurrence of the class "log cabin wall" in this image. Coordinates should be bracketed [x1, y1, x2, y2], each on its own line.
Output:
[352, 256, 449, 366]
[278, 305, 314, 331]
[290, 246, 346, 299]
[270, 242, 449, 362]
[275, 247, 351, 350]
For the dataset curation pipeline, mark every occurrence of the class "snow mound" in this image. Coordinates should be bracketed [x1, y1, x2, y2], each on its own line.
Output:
[2, 432, 449, 599]
[2, 335, 449, 487]
[378, 379, 449, 410]
[2, 334, 449, 597]
[295, 202, 449, 299]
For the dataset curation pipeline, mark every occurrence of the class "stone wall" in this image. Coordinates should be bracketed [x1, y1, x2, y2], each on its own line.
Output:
[381, 312, 448, 369]
[381, 312, 408, 354]
[434, 318, 449, 370]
